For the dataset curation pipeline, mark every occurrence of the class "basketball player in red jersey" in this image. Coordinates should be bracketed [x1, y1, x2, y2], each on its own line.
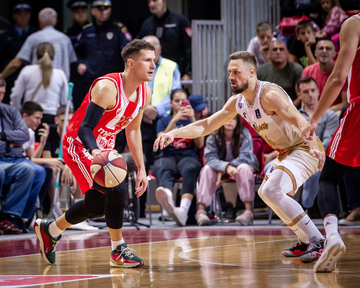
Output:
[301, 15, 360, 272]
[34, 39, 156, 268]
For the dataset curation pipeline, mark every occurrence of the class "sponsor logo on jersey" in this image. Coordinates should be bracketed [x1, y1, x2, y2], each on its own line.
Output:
[252, 122, 268, 133]
[97, 127, 122, 137]
[255, 109, 261, 119]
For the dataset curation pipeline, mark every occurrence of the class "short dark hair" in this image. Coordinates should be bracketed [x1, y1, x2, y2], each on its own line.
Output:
[56, 105, 74, 117]
[0, 77, 6, 88]
[21, 101, 43, 116]
[296, 20, 314, 34]
[298, 77, 318, 91]
[256, 22, 273, 34]
[316, 37, 335, 48]
[229, 51, 257, 69]
[121, 39, 155, 65]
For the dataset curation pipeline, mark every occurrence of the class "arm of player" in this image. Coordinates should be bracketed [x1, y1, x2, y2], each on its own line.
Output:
[125, 84, 152, 197]
[262, 86, 325, 170]
[154, 96, 239, 150]
[302, 17, 360, 140]
[78, 79, 117, 156]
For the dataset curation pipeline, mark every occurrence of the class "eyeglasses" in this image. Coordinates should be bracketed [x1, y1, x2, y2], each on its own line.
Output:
[95, 6, 111, 11]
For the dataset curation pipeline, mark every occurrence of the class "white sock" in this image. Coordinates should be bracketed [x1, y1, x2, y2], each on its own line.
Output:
[180, 198, 192, 214]
[324, 215, 338, 237]
[111, 238, 125, 250]
[294, 214, 324, 241]
[289, 225, 310, 244]
[48, 221, 64, 239]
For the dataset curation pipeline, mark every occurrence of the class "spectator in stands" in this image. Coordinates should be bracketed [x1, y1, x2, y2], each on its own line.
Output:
[153, 89, 204, 226]
[0, 8, 77, 81]
[66, 0, 90, 111]
[257, 40, 303, 108]
[10, 42, 68, 127]
[316, 0, 348, 51]
[188, 94, 209, 120]
[0, 77, 40, 233]
[196, 114, 258, 226]
[75, 0, 132, 108]
[0, 1, 38, 104]
[297, 77, 338, 209]
[302, 38, 348, 114]
[137, 0, 192, 81]
[289, 20, 318, 67]
[247, 22, 275, 66]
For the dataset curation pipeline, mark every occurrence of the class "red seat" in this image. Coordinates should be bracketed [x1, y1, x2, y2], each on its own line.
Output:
[345, 10, 360, 17]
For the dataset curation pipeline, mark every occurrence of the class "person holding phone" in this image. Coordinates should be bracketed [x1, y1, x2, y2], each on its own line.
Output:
[152, 89, 204, 226]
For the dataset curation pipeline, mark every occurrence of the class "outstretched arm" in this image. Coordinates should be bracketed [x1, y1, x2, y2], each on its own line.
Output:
[154, 95, 239, 150]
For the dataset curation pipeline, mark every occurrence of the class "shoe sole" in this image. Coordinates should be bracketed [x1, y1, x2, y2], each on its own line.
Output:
[314, 243, 346, 273]
[156, 189, 174, 215]
[110, 260, 144, 268]
[338, 220, 360, 226]
[169, 211, 186, 227]
[34, 219, 52, 265]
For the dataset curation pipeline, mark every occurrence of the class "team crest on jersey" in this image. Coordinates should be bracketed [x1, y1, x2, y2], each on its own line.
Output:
[138, 106, 143, 113]
[106, 32, 114, 40]
[238, 103, 243, 109]
[255, 109, 261, 119]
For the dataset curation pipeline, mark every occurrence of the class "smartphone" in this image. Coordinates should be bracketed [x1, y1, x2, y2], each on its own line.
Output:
[181, 100, 190, 107]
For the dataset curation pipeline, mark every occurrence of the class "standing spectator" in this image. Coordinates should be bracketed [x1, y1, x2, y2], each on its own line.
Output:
[137, 0, 192, 81]
[153, 89, 204, 226]
[0, 1, 38, 104]
[302, 38, 348, 114]
[10, 42, 68, 127]
[196, 115, 258, 226]
[257, 40, 303, 108]
[297, 77, 338, 209]
[246, 22, 275, 66]
[0, 8, 77, 82]
[75, 0, 132, 104]
[66, 0, 90, 111]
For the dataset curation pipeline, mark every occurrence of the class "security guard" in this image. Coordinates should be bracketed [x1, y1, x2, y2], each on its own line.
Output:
[75, 0, 132, 102]
[0, 1, 38, 104]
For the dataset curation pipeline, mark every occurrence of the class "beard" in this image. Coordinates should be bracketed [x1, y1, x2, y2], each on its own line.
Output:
[231, 80, 249, 94]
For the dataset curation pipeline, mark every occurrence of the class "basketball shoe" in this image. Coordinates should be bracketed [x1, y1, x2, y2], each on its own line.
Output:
[196, 210, 210, 226]
[314, 233, 346, 273]
[298, 237, 324, 263]
[110, 243, 144, 268]
[282, 240, 308, 257]
[34, 219, 61, 264]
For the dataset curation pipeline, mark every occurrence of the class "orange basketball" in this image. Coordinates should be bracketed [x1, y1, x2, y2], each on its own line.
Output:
[90, 150, 127, 188]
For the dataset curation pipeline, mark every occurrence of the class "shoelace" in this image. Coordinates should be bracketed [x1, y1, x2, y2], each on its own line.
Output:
[306, 237, 322, 251]
[116, 246, 137, 261]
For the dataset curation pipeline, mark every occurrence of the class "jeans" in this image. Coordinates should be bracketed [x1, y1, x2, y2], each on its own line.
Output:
[301, 171, 321, 209]
[0, 161, 34, 217]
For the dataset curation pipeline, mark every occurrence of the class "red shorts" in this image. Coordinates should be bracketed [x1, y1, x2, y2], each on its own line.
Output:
[327, 102, 360, 167]
[62, 135, 95, 194]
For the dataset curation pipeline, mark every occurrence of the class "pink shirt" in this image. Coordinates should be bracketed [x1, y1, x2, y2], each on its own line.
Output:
[302, 62, 347, 106]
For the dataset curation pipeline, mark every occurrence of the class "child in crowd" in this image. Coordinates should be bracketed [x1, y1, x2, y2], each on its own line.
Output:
[246, 22, 274, 66]
[289, 20, 318, 68]
[195, 115, 259, 226]
[153, 89, 204, 226]
[315, 0, 348, 51]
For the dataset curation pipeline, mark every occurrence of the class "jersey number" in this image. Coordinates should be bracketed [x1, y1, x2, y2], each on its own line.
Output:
[115, 115, 133, 128]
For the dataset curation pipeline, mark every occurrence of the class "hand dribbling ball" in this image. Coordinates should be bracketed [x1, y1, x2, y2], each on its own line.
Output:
[90, 150, 127, 188]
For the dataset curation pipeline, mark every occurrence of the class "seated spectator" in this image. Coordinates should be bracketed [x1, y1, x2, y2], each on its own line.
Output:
[297, 77, 338, 209]
[247, 22, 275, 66]
[195, 114, 259, 226]
[188, 94, 209, 120]
[10, 42, 68, 127]
[153, 89, 204, 226]
[316, 0, 348, 51]
[302, 38, 348, 114]
[289, 20, 318, 67]
[257, 40, 303, 108]
[281, 0, 322, 28]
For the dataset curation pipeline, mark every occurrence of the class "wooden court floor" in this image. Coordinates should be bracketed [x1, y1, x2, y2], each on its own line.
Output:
[0, 228, 360, 287]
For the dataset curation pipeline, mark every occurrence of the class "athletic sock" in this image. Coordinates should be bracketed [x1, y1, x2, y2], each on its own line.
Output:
[288, 225, 310, 244]
[180, 198, 192, 214]
[323, 215, 338, 237]
[294, 213, 324, 241]
[48, 221, 64, 239]
[112, 238, 125, 251]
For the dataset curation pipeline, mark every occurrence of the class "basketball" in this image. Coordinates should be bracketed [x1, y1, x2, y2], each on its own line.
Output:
[90, 150, 127, 188]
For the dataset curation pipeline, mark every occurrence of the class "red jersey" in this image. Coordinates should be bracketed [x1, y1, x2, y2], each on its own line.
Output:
[347, 14, 360, 104]
[66, 73, 147, 150]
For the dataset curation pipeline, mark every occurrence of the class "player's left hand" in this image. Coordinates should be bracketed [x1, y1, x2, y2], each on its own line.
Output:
[135, 167, 148, 198]
[310, 148, 325, 171]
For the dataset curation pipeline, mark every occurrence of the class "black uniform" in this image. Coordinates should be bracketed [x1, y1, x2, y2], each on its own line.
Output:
[137, 9, 192, 76]
[0, 25, 38, 104]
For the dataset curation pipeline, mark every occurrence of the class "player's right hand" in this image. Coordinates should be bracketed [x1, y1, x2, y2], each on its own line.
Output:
[153, 133, 174, 150]
[301, 122, 317, 142]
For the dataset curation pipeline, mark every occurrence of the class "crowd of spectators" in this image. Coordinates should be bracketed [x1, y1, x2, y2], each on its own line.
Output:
[0, 0, 358, 235]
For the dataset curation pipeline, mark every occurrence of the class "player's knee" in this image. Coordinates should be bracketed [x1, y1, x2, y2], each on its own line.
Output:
[259, 184, 280, 204]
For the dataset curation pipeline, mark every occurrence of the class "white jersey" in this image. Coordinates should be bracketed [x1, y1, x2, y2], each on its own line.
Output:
[235, 81, 303, 154]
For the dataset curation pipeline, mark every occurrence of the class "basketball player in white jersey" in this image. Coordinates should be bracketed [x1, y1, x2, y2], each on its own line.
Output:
[154, 51, 326, 263]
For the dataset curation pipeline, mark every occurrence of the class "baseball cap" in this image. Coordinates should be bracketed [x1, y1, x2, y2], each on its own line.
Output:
[188, 95, 208, 112]
[13, 1, 31, 12]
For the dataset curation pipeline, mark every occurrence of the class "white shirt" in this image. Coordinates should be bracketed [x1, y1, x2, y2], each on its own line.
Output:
[246, 36, 276, 66]
[16, 26, 77, 80]
[10, 65, 69, 115]
[23, 128, 35, 156]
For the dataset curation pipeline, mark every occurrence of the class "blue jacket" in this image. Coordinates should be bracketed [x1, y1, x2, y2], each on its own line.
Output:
[204, 128, 259, 173]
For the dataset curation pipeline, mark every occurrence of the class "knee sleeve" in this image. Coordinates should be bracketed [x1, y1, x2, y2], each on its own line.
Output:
[104, 185, 128, 229]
